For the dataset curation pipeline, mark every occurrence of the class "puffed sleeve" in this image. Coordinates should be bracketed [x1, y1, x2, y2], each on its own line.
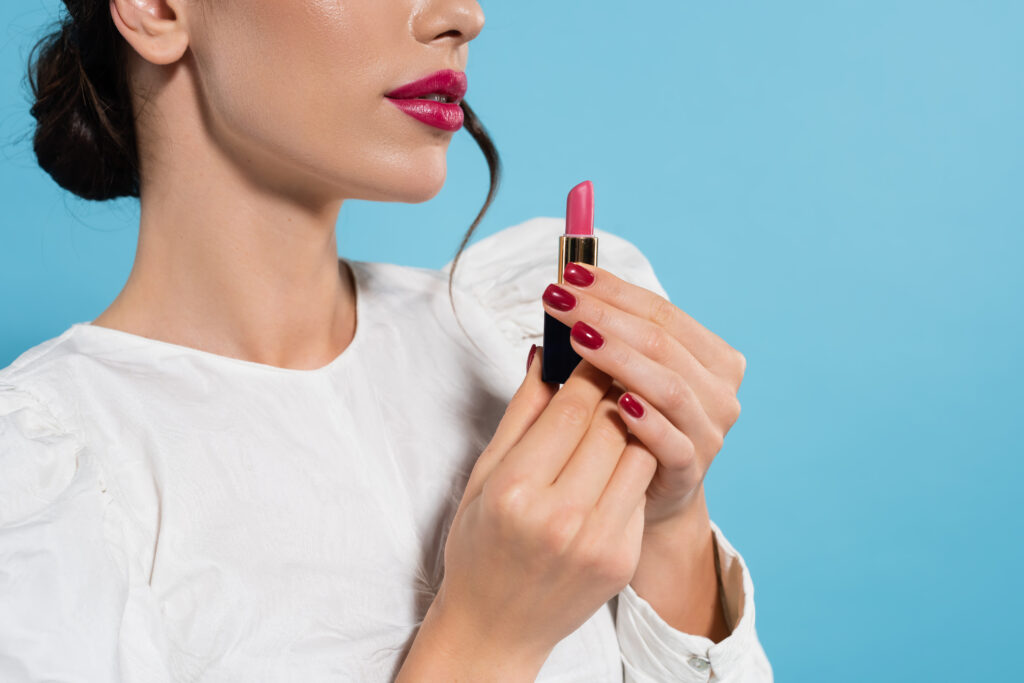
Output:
[0, 380, 171, 683]
[443, 216, 673, 352]
[444, 216, 773, 681]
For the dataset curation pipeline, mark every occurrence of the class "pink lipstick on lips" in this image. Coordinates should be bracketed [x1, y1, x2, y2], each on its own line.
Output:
[542, 180, 599, 384]
[385, 69, 467, 132]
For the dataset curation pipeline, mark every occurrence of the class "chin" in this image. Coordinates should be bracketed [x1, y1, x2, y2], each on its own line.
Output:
[344, 154, 448, 204]
[399, 147, 449, 202]
[396, 172, 446, 203]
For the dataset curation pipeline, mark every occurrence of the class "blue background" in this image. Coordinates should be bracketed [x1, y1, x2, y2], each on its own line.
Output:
[2, 1, 1022, 680]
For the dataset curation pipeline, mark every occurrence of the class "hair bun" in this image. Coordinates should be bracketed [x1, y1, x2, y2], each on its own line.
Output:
[28, 14, 139, 201]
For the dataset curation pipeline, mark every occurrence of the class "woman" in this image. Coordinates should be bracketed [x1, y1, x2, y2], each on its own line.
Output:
[0, 0, 773, 680]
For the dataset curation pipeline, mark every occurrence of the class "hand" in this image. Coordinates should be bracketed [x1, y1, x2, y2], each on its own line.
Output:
[430, 348, 657, 672]
[541, 262, 746, 533]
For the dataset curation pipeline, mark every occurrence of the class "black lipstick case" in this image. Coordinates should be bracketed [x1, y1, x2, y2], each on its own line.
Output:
[541, 234, 598, 384]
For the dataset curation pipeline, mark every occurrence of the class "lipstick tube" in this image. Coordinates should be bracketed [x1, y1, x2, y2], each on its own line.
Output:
[542, 181, 598, 384]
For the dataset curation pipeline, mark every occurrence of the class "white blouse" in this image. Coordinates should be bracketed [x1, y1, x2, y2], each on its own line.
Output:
[0, 216, 773, 682]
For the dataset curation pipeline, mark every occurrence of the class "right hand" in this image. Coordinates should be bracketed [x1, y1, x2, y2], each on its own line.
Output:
[434, 345, 659, 666]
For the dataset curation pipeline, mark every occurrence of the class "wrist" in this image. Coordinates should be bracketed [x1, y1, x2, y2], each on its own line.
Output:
[397, 585, 550, 683]
[642, 484, 712, 551]
[630, 486, 731, 641]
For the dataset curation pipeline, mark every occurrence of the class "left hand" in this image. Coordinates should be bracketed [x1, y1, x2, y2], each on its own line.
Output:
[541, 261, 746, 533]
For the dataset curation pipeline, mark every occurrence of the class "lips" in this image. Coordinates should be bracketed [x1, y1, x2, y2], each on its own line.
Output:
[384, 69, 468, 132]
[384, 69, 468, 104]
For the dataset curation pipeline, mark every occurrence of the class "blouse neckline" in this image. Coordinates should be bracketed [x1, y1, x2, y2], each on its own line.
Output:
[67, 257, 368, 377]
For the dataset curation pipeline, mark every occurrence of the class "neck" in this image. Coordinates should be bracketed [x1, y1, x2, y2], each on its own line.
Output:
[93, 96, 356, 370]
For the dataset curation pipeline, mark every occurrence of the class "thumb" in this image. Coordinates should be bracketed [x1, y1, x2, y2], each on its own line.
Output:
[462, 344, 555, 504]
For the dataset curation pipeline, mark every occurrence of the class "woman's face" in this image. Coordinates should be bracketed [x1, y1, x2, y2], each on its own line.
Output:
[184, 0, 485, 205]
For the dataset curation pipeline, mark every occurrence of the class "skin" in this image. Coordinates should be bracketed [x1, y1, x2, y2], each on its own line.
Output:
[98, 0, 739, 662]
[542, 264, 746, 641]
[403, 269, 747, 678]
[402, 356, 659, 680]
[95, 0, 484, 367]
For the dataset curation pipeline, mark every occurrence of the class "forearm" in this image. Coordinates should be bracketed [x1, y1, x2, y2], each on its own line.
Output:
[629, 485, 731, 642]
[396, 588, 549, 683]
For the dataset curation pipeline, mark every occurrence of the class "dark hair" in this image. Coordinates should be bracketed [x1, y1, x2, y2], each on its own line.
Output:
[28, 3, 138, 201]
[27, 2, 501, 313]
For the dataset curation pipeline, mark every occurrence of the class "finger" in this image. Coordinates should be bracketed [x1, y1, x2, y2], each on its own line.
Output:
[588, 437, 657, 534]
[625, 497, 645, 555]
[542, 282, 730, 403]
[557, 262, 745, 384]
[566, 321, 725, 454]
[462, 345, 556, 504]
[616, 391, 701, 481]
[551, 391, 629, 511]
[493, 358, 614, 488]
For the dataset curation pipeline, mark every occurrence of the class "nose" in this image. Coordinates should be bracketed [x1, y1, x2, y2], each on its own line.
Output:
[412, 0, 486, 46]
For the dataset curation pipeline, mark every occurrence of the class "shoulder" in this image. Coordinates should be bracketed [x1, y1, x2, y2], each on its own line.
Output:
[0, 355, 138, 677]
[1, 324, 101, 438]
[0, 378, 85, 526]
[1, 323, 80, 378]
[0, 326, 97, 527]
[440, 216, 670, 350]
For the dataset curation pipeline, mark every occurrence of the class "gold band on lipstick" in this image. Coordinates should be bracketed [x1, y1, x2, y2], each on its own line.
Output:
[557, 235, 599, 284]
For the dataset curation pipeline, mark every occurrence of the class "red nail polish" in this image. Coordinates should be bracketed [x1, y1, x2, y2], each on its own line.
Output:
[543, 284, 576, 311]
[570, 321, 603, 349]
[526, 343, 537, 373]
[563, 263, 595, 287]
[619, 393, 645, 419]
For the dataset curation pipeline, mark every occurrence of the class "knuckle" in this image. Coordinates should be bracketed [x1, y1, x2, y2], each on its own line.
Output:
[587, 301, 610, 329]
[597, 549, 635, 586]
[663, 374, 692, 411]
[641, 324, 672, 361]
[727, 396, 742, 424]
[553, 397, 592, 428]
[709, 430, 725, 453]
[484, 476, 531, 522]
[609, 341, 633, 368]
[571, 533, 619, 579]
[725, 347, 747, 387]
[591, 416, 627, 446]
[676, 438, 697, 469]
[650, 296, 676, 328]
[734, 349, 747, 375]
[572, 539, 604, 573]
[603, 277, 626, 303]
[542, 505, 585, 553]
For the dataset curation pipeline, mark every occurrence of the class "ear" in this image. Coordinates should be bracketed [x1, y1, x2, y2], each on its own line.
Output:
[109, 0, 190, 65]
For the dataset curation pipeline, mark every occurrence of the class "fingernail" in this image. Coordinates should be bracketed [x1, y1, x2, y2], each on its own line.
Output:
[543, 283, 576, 311]
[619, 393, 645, 419]
[526, 343, 538, 373]
[563, 263, 595, 287]
[570, 321, 604, 350]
